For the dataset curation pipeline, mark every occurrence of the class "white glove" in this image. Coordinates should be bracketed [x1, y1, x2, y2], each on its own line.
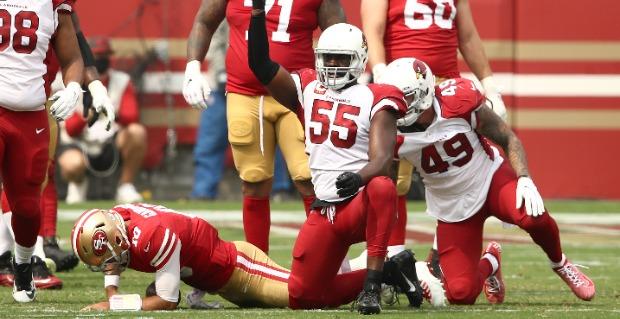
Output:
[372, 63, 387, 83]
[49, 81, 82, 121]
[481, 76, 507, 121]
[88, 80, 116, 131]
[516, 176, 545, 217]
[182, 60, 211, 109]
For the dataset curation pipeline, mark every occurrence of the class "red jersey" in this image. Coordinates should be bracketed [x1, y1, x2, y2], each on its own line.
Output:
[225, 0, 322, 95]
[111, 203, 237, 293]
[384, 0, 459, 79]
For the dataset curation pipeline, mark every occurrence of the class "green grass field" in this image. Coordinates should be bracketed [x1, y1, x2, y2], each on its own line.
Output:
[0, 200, 618, 318]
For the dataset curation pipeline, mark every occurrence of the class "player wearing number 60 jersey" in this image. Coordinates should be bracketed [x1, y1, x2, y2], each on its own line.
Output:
[382, 58, 595, 305]
[0, 0, 83, 303]
[73, 203, 292, 311]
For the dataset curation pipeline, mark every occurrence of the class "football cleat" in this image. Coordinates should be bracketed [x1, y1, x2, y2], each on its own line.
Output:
[43, 237, 79, 272]
[383, 249, 424, 308]
[186, 288, 222, 309]
[12, 258, 36, 303]
[415, 261, 446, 307]
[553, 257, 595, 301]
[353, 283, 381, 315]
[31, 256, 63, 289]
[426, 248, 442, 279]
[482, 242, 505, 304]
[0, 251, 14, 287]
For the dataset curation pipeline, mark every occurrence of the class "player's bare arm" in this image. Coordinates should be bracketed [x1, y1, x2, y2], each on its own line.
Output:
[318, 0, 346, 30]
[187, 0, 227, 61]
[248, 0, 299, 110]
[54, 13, 83, 85]
[361, 0, 388, 71]
[456, 0, 492, 81]
[357, 110, 398, 183]
[475, 104, 530, 176]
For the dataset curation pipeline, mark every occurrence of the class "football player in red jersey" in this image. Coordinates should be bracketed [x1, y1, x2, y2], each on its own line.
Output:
[353, 0, 509, 285]
[382, 57, 595, 304]
[74, 204, 292, 311]
[0, 0, 84, 302]
[248, 0, 430, 313]
[183, 0, 345, 255]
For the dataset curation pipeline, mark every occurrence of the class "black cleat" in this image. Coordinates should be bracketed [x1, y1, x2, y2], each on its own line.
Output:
[426, 248, 442, 279]
[12, 258, 36, 303]
[354, 283, 382, 315]
[43, 237, 79, 272]
[384, 250, 424, 308]
[0, 251, 14, 287]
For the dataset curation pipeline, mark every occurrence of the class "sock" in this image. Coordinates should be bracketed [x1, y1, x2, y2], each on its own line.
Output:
[14, 243, 34, 265]
[40, 163, 58, 237]
[0, 212, 14, 255]
[242, 196, 270, 253]
[301, 195, 315, 217]
[33, 236, 45, 259]
[481, 253, 498, 276]
[550, 254, 567, 268]
[388, 195, 408, 246]
[3, 212, 14, 241]
[364, 269, 383, 291]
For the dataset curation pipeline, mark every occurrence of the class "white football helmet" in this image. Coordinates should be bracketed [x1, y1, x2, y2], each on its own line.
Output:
[72, 209, 130, 272]
[379, 58, 435, 126]
[315, 23, 368, 90]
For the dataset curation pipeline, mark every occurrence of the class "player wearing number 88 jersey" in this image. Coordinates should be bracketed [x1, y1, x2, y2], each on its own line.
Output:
[386, 58, 595, 305]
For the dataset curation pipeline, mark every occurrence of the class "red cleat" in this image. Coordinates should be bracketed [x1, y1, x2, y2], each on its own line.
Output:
[553, 258, 595, 301]
[482, 242, 504, 304]
[32, 256, 63, 290]
[0, 251, 13, 287]
[0, 273, 14, 287]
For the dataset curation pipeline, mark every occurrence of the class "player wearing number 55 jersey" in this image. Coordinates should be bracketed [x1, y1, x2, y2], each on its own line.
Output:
[184, 0, 346, 255]
[0, 0, 83, 302]
[248, 1, 426, 311]
[383, 58, 595, 305]
[73, 203, 292, 311]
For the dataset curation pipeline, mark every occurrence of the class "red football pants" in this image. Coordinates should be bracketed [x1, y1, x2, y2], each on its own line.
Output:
[288, 176, 397, 309]
[437, 162, 562, 305]
[0, 107, 49, 247]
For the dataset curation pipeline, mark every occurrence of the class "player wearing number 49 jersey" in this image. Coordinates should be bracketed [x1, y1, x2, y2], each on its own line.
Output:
[383, 58, 595, 305]
[73, 203, 292, 311]
[0, 0, 83, 303]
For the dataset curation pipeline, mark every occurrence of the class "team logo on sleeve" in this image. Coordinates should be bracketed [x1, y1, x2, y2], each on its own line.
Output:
[92, 230, 108, 256]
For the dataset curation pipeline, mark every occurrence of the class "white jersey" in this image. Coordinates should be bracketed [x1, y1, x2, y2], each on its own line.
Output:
[0, 0, 73, 111]
[293, 69, 406, 202]
[397, 78, 503, 222]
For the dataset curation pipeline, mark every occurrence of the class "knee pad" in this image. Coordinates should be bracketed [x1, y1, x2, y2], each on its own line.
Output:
[11, 198, 40, 220]
[289, 162, 311, 181]
[366, 176, 397, 199]
[240, 168, 270, 183]
[446, 278, 478, 305]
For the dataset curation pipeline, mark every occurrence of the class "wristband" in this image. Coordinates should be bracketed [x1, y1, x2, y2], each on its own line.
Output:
[109, 294, 142, 311]
[104, 275, 120, 288]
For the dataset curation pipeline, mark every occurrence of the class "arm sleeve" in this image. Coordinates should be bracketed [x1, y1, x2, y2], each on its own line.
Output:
[154, 242, 181, 303]
[117, 83, 140, 126]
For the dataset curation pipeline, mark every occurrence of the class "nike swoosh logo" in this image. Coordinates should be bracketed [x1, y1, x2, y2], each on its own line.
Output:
[401, 271, 417, 293]
[144, 242, 150, 252]
[35, 278, 51, 284]
[35, 128, 45, 134]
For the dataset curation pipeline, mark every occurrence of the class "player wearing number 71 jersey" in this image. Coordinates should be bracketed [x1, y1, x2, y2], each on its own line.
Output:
[383, 58, 595, 305]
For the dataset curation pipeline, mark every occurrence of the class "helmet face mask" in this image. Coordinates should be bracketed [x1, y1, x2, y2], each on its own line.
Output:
[314, 23, 368, 90]
[72, 209, 130, 272]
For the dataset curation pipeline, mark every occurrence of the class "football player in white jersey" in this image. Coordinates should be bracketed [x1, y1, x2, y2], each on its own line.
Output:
[0, 0, 83, 302]
[381, 57, 595, 305]
[247, 0, 430, 314]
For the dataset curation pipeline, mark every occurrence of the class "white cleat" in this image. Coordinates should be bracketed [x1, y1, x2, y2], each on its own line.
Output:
[115, 183, 143, 204]
[66, 180, 88, 204]
[415, 261, 446, 307]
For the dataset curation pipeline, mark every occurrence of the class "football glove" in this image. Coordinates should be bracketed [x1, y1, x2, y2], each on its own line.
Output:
[481, 76, 507, 121]
[516, 176, 545, 217]
[335, 172, 363, 198]
[182, 60, 211, 109]
[88, 80, 115, 131]
[49, 81, 82, 121]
